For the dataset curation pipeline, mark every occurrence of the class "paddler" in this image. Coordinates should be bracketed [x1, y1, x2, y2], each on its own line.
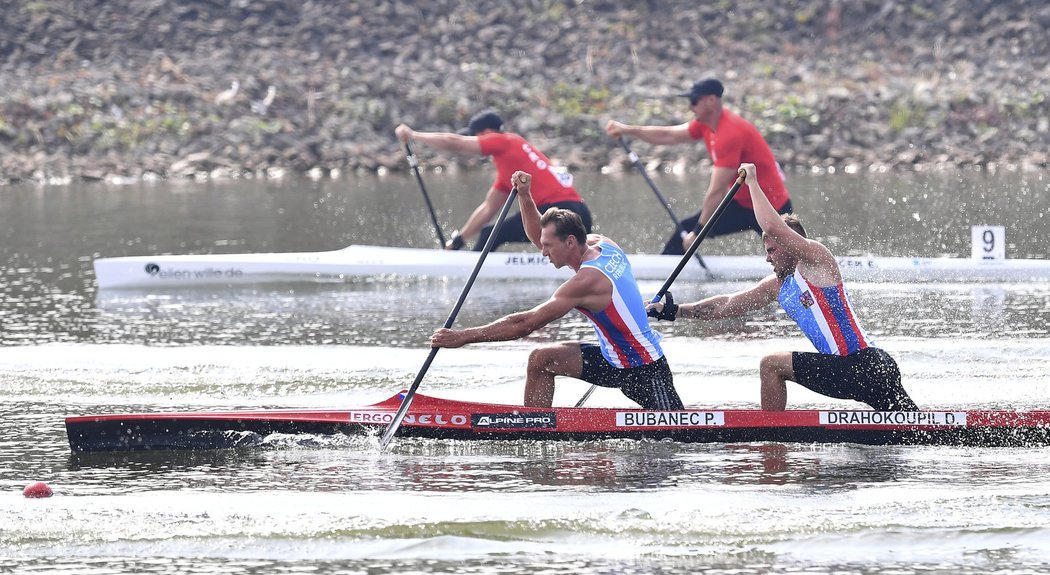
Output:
[647, 163, 918, 412]
[430, 171, 684, 410]
[606, 77, 793, 255]
[395, 110, 591, 252]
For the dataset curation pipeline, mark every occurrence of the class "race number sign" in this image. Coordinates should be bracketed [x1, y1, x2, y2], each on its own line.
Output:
[971, 225, 1005, 260]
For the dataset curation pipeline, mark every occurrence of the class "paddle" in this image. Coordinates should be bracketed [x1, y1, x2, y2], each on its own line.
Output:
[403, 141, 447, 248]
[378, 184, 520, 449]
[574, 167, 748, 408]
[617, 138, 709, 275]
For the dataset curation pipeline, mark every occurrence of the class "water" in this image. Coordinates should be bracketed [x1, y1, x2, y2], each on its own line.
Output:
[2, 168, 1050, 574]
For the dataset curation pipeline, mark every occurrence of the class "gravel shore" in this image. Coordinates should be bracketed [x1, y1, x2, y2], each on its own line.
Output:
[2, 0, 1047, 183]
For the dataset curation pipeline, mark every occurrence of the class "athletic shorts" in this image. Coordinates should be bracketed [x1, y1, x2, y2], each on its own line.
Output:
[579, 343, 684, 410]
[662, 199, 793, 255]
[791, 347, 918, 411]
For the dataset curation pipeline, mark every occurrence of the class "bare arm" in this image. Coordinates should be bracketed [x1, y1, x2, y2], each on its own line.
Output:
[739, 163, 839, 283]
[454, 186, 505, 245]
[605, 120, 695, 146]
[433, 297, 571, 346]
[512, 171, 543, 250]
[432, 272, 602, 347]
[395, 123, 482, 155]
[679, 167, 743, 249]
[698, 166, 740, 227]
[674, 275, 780, 320]
[740, 163, 792, 240]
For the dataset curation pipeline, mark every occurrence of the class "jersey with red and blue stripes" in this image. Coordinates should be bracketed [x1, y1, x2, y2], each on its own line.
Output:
[575, 241, 664, 368]
[778, 269, 874, 356]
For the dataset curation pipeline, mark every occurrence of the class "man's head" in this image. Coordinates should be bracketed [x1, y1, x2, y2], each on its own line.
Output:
[539, 208, 587, 268]
[763, 213, 807, 279]
[457, 110, 503, 136]
[679, 78, 724, 106]
[679, 78, 724, 123]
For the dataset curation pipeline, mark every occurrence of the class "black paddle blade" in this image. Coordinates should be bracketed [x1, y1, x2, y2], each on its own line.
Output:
[379, 187, 520, 449]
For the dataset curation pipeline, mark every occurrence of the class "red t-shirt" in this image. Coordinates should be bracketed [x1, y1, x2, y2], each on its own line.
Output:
[477, 132, 581, 205]
[688, 108, 789, 210]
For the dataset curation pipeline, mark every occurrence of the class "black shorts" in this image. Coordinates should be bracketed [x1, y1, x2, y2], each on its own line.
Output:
[579, 343, 684, 410]
[661, 199, 793, 255]
[792, 347, 918, 411]
[474, 201, 593, 251]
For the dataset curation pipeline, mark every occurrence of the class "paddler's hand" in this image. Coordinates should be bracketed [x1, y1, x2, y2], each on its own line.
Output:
[394, 123, 414, 143]
[511, 171, 532, 198]
[681, 230, 697, 252]
[431, 327, 467, 348]
[646, 292, 678, 322]
[739, 162, 757, 183]
[605, 119, 626, 138]
[445, 230, 465, 250]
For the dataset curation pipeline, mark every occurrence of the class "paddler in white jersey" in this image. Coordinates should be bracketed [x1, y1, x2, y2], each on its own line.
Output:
[647, 163, 918, 412]
[431, 171, 684, 410]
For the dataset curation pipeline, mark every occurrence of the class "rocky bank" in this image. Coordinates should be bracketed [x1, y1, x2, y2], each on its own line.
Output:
[1, 0, 1048, 184]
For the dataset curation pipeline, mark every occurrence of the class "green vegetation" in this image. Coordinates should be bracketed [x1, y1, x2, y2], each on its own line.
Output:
[775, 95, 818, 124]
[1003, 91, 1046, 118]
[547, 82, 610, 117]
[745, 95, 819, 128]
[888, 100, 928, 133]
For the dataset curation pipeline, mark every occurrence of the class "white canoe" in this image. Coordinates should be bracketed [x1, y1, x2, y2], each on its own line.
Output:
[92, 244, 1050, 289]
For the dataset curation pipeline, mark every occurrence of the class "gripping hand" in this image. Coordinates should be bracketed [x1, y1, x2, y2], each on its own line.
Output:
[446, 230, 465, 250]
[646, 292, 679, 322]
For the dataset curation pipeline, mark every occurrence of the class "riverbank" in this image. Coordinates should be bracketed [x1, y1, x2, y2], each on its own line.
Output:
[1, 0, 1048, 184]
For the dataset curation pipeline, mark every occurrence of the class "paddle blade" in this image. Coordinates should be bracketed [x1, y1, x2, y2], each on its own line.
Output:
[379, 347, 439, 449]
[379, 187, 519, 450]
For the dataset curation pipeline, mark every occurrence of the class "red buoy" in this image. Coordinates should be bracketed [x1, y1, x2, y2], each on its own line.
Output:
[22, 481, 53, 498]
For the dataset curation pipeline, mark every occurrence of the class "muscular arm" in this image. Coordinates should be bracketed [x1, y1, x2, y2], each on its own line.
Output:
[740, 163, 839, 284]
[457, 186, 505, 242]
[677, 275, 779, 320]
[742, 164, 792, 240]
[395, 124, 482, 155]
[432, 271, 607, 347]
[451, 295, 574, 343]
[605, 120, 695, 145]
[517, 179, 543, 251]
[699, 166, 741, 227]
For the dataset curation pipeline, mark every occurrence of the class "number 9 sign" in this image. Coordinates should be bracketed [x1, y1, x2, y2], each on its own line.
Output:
[971, 225, 1005, 260]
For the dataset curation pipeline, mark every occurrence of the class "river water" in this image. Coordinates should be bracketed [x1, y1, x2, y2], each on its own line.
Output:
[2, 167, 1050, 574]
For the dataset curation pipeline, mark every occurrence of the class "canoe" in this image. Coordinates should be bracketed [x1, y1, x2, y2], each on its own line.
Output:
[65, 392, 1050, 452]
[92, 244, 1050, 289]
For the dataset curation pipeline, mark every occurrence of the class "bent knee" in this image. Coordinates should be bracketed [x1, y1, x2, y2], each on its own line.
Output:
[528, 343, 581, 374]
[759, 352, 794, 377]
[527, 344, 560, 366]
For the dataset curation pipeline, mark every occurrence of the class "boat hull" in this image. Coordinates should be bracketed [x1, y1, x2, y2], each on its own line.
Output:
[65, 393, 1050, 452]
[92, 245, 1050, 289]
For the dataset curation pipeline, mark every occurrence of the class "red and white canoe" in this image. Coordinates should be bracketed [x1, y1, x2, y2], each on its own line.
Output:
[65, 392, 1050, 452]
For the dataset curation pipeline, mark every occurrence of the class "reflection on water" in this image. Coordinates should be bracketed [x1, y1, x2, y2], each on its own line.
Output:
[60, 435, 913, 494]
